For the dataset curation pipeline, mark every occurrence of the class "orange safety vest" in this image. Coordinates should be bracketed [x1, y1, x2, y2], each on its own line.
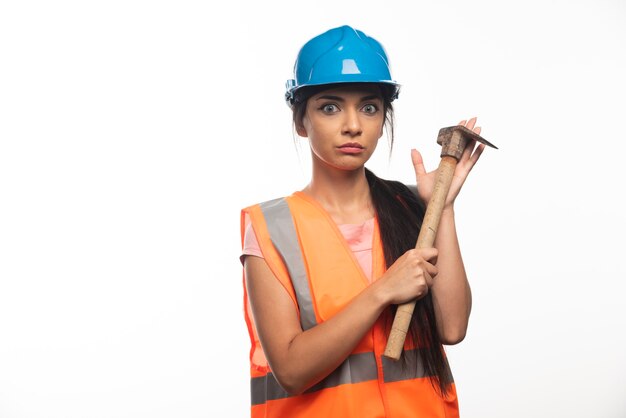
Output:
[241, 191, 459, 418]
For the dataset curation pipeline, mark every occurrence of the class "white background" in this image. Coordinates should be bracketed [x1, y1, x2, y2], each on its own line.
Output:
[1, 0, 625, 417]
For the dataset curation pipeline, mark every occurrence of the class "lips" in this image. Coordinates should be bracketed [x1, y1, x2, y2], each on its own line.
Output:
[339, 142, 364, 149]
[338, 142, 365, 154]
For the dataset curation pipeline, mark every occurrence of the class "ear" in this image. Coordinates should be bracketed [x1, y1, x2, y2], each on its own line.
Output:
[295, 119, 308, 137]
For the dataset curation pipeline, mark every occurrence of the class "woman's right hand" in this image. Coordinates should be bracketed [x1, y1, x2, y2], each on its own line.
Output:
[377, 248, 439, 305]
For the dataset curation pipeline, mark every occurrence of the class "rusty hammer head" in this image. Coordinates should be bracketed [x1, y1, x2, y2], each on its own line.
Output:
[437, 125, 498, 159]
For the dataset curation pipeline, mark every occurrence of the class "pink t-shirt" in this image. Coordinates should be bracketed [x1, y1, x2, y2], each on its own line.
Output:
[242, 217, 375, 282]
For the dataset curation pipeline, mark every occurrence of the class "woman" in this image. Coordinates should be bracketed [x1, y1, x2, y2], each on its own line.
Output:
[240, 25, 486, 417]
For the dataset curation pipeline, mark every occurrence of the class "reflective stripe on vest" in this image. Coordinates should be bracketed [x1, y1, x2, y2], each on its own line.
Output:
[251, 351, 377, 405]
[251, 348, 432, 405]
[260, 197, 317, 330]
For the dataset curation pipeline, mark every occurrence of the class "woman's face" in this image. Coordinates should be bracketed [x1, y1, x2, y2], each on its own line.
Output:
[297, 85, 385, 173]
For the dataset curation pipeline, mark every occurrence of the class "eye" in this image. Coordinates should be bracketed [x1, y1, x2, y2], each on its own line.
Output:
[320, 103, 339, 113]
[362, 104, 379, 114]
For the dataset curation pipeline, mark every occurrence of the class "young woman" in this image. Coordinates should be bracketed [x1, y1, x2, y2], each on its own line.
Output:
[240, 25, 486, 417]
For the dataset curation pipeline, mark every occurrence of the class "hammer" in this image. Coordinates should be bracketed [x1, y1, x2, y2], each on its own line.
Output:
[383, 124, 497, 360]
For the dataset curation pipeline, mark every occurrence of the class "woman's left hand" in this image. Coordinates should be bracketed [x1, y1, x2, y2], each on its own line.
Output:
[412, 116, 485, 208]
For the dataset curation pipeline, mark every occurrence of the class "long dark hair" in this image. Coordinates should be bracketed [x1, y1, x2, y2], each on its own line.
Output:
[366, 170, 453, 396]
[292, 82, 453, 396]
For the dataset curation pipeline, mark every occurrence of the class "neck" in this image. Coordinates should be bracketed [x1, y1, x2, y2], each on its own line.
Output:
[302, 166, 375, 224]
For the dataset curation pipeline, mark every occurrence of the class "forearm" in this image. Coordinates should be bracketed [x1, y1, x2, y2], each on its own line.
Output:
[245, 250, 393, 396]
[275, 282, 388, 394]
[431, 207, 472, 344]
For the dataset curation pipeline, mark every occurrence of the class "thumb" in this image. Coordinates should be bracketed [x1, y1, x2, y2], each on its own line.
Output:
[411, 149, 427, 177]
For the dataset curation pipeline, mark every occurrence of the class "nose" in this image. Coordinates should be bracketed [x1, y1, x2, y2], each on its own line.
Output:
[342, 108, 362, 137]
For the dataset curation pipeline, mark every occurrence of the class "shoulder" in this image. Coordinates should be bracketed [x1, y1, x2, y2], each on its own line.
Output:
[242, 194, 296, 218]
[241, 194, 303, 235]
[241, 195, 286, 216]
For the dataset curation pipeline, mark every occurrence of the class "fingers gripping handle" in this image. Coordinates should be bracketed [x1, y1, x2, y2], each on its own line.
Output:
[383, 156, 458, 360]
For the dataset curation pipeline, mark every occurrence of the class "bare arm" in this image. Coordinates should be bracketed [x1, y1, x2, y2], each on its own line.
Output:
[430, 207, 472, 344]
[244, 247, 438, 395]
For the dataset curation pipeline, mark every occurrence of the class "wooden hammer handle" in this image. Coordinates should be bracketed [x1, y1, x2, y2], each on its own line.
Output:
[383, 156, 458, 360]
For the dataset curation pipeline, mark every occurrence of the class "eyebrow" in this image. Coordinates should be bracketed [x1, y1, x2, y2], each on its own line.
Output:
[315, 94, 381, 102]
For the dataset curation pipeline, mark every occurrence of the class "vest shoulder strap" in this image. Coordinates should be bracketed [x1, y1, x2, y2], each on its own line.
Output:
[258, 197, 317, 330]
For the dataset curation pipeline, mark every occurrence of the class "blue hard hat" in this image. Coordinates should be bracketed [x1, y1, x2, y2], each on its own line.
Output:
[285, 25, 400, 105]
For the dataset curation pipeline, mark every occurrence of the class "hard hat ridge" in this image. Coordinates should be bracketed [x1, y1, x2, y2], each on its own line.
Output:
[285, 25, 400, 105]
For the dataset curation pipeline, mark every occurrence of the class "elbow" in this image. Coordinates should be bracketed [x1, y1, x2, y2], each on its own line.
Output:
[440, 331, 466, 345]
[439, 326, 468, 345]
[273, 370, 308, 396]
[278, 381, 308, 397]
[439, 310, 471, 345]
